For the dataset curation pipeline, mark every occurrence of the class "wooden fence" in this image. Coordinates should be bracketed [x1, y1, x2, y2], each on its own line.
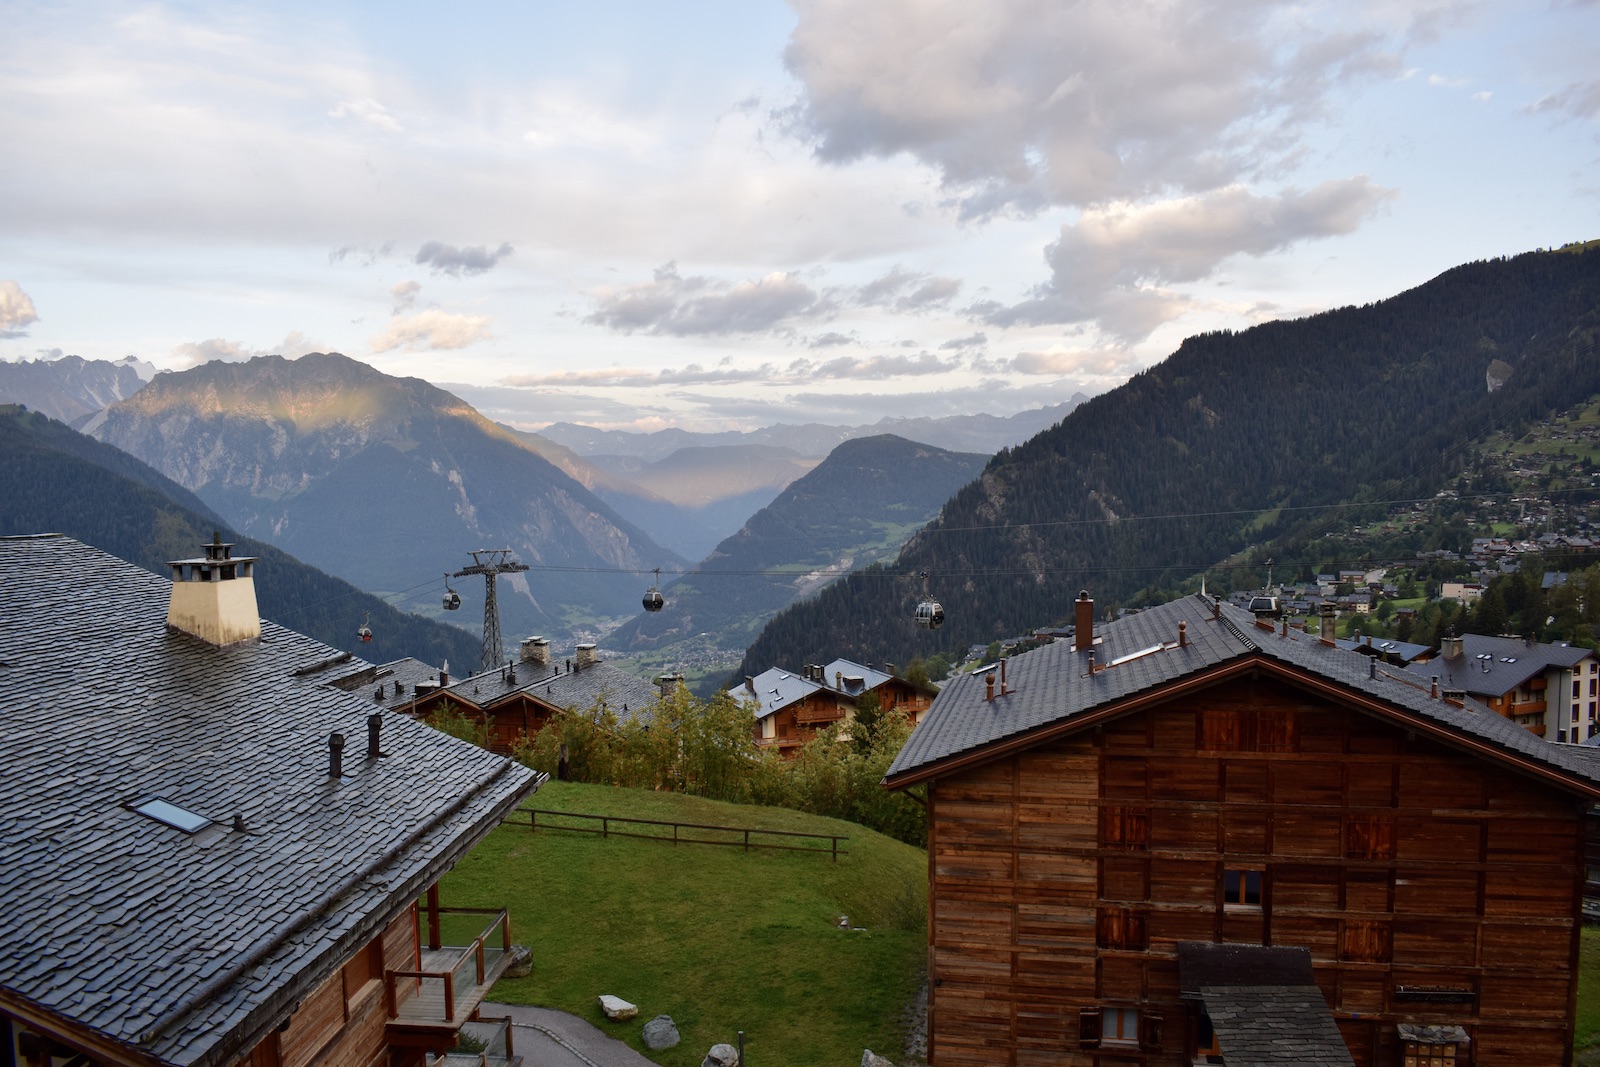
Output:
[524, 808, 847, 860]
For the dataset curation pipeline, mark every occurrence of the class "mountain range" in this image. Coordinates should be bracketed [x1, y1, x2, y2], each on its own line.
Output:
[738, 243, 1600, 679]
[0, 354, 153, 426]
[606, 434, 988, 681]
[83, 353, 684, 657]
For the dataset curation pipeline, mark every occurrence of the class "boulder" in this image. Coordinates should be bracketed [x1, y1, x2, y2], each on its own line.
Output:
[597, 995, 638, 1021]
[862, 1051, 895, 1067]
[503, 944, 533, 978]
[702, 1044, 740, 1067]
[643, 1015, 681, 1050]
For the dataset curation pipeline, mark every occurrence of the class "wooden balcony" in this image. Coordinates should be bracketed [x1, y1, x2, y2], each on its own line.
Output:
[793, 704, 846, 725]
[386, 907, 513, 1047]
[432, 1018, 521, 1067]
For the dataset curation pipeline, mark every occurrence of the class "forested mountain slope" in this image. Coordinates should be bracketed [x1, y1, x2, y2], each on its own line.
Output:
[0, 405, 479, 667]
[609, 434, 986, 664]
[739, 243, 1600, 677]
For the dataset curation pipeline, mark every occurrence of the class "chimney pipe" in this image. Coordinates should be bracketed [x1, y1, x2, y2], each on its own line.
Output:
[1319, 603, 1337, 643]
[1074, 590, 1094, 652]
[329, 732, 345, 778]
[1430, 675, 1440, 699]
[1000, 657, 1008, 696]
[985, 673, 995, 701]
[1178, 621, 1188, 648]
[440, 659, 450, 686]
[367, 712, 382, 758]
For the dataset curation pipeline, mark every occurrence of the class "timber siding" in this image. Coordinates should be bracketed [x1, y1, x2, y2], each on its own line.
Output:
[894, 595, 1600, 1067]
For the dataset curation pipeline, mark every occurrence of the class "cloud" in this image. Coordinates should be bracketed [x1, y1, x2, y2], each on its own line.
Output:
[414, 241, 514, 277]
[330, 243, 395, 266]
[501, 350, 959, 388]
[369, 309, 492, 352]
[328, 99, 403, 133]
[804, 352, 958, 379]
[171, 332, 326, 369]
[854, 267, 962, 310]
[0, 281, 39, 338]
[391, 280, 422, 314]
[997, 343, 1141, 378]
[783, 0, 1406, 217]
[939, 332, 987, 351]
[586, 262, 831, 336]
[1530, 80, 1600, 121]
[989, 177, 1396, 339]
[808, 331, 856, 348]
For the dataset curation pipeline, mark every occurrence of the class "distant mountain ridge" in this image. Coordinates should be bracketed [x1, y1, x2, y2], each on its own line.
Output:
[739, 244, 1600, 678]
[86, 353, 686, 652]
[0, 403, 479, 667]
[0, 354, 152, 426]
[608, 434, 987, 675]
[525, 398, 1086, 461]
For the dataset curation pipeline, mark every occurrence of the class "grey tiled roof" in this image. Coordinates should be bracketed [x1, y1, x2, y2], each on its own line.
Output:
[1403, 633, 1594, 698]
[327, 656, 449, 712]
[1198, 987, 1355, 1067]
[885, 594, 1600, 790]
[731, 667, 824, 720]
[442, 655, 661, 722]
[820, 658, 892, 695]
[1335, 635, 1433, 663]
[0, 535, 540, 1067]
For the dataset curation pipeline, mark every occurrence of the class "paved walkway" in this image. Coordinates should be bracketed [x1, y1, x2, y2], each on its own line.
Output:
[478, 1002, 660, 1067]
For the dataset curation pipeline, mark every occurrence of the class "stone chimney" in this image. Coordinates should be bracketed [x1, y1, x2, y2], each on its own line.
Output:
[656, 673, 684, 698]
[521, 636, 551, 668]
[1074, 590, 1095, 652]
[1441, 634, 1464, 659]
[575, 643, 599, 670]
[1319, 603, 1337, 642]
[166, 532, 261, 647]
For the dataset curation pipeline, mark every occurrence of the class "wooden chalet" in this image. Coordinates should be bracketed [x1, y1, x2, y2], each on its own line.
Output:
[388, 637, 667, 754]
[883, 591, 1600, 1066]
[0, 535, 542, 1067]
[736, 658, 938, 755]
[1405, 634, 1599, 743]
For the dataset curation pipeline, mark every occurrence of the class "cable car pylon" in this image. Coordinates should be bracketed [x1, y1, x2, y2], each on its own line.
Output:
[452, 549, 529, 672]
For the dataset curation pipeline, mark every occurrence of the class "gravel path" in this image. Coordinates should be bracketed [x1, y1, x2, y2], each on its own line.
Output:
[477, 1003, 659, 1067]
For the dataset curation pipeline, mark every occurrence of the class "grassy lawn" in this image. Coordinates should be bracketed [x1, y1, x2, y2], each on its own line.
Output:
[440, 781, 928, 1066]
[1580, 928, 1600, 1054]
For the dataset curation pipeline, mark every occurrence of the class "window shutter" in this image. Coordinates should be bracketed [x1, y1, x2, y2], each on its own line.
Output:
[1126, 808, 1149, 849]
[1139, 1010, 1163, 1051]
[1078, 1007, 1102, 1049]
[1129, 910, 1148, 950]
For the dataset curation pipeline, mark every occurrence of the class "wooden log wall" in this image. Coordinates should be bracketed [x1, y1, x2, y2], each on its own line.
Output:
[924, 674, 1585, 1067]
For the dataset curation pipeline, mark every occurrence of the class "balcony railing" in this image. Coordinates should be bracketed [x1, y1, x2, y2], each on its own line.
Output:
[430, 1017, 519, 1067]
[386, 907, 512, 1032]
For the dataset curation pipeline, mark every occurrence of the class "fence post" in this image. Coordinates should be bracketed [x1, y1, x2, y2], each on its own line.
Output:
[738, 1030, 745, 1066]
[744, 829, 750, 853]
[832, 836, 839, 862]
[530, 809, 537, 832]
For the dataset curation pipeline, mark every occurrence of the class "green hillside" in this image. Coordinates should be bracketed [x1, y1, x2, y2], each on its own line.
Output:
[446, 782, 928, 1066]
[0, 404, 480, 667]
[740, 244, 1600, 676]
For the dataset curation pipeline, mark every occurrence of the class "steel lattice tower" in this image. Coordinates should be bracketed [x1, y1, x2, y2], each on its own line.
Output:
[452, 549, 529, 672]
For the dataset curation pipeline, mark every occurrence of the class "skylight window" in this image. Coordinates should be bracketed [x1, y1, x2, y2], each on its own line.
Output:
[131, 797, 212, 834]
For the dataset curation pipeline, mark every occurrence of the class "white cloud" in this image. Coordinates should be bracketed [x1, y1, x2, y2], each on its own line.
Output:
[369, 309, 492, 352]
[854, 267, 963, 311]
[0, 280, 39, 338]
[171, 332, 326, 368]
[783, 0, 1406, 217]
[415, 241, 514, 277]
[586, 263, 830, 336]
[989, 178, 1397, 339]
[390, 280, 421, 314]
[329, 98, 403, 132]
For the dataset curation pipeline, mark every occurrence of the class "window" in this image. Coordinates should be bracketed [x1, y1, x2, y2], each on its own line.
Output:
[130, 797, 211, 833]
[1224, 869, 1262, 907]
[1079, 1007, 1162, 1051]
[1402, 1041, 1461, 1066]
[1099, 805, 1150, 850]
[1576, 680, 1582, 700]
[1096, 907, 1148, 950]
[1346, 813, 1396, 860]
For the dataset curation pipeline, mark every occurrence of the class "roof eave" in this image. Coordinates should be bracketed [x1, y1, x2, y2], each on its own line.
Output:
[883, 653, 1600, 800]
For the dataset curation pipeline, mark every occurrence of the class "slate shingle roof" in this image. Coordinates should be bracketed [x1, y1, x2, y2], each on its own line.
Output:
[442, 656, 661, 722]
[0, 535, 540, 1067]
[885, 594, 1600, 791]
[1178, 944, 1354, 1067]
[730, 667, 824, 719]
[1403, 632, 1594, 698]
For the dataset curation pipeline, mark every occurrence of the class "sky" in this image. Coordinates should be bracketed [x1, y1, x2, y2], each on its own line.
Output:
[1, 0, 1597, 432]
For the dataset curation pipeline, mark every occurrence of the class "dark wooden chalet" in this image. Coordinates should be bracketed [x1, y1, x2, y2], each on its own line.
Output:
[0, 535, 541, 1067]
[883, 592, 1600, 1066]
